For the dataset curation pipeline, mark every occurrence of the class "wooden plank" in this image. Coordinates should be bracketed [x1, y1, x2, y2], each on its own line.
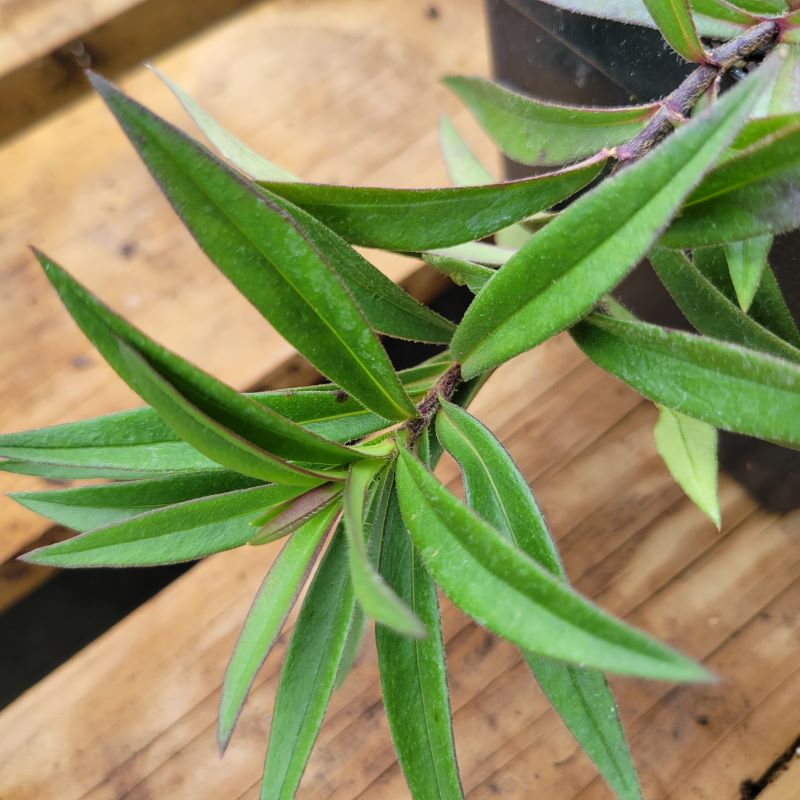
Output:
[0, 0, 494, 567]
[759, 757, 800, 800]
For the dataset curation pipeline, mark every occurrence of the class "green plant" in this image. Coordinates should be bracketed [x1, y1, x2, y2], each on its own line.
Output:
[5, 1, 800, 796]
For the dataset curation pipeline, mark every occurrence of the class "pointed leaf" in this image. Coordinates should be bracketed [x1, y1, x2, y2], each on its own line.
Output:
[90, 72, 415, 421]
[10, 470, 259, 532]
[654, 406, 721, 527]
[427, 241, 516, 266]
[333, 605, 367, 689]
[343, 460, 424, 638]
[446, 76, 658, 168]
[451, 61, 773, 379]
[218, 503, 337, 752]
[571, 313, 800, 446]
[438, 115, 495, 185]
[436, 401, 641, 799]
[250, 484, 342, 544]
[693, 247, 800, 348]
[724, 235, 772, 311]
[377, 479, 464, 800]
[395, 445, 709, 681]
[22, 483, 310, 568]
[649, 247, 800, 361]
[642, 0, 706, 62]
[260, 523, 357, 800]
[151, 66, 299, 182]
[259, 158, 604, 251]
[423, 254, 493, 294]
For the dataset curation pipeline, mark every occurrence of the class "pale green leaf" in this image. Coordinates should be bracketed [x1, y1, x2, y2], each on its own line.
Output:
[724, 235, 772, 311]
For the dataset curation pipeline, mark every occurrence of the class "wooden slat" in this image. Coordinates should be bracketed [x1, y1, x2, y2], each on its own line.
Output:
[759, 757, 800, 800]
[0, 0, 494, 570]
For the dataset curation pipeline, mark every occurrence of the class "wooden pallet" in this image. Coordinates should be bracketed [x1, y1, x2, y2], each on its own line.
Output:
[1, 0, 799, 798]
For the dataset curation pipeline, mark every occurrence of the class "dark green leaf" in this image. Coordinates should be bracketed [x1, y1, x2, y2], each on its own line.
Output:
[22, 483, 309, 568]
[649, 248, 800, 362]
[10, 470, 260, 531]
[260, 523, 357, 800]
[653, 406, 721, 527]
[377, 479, 464, 800]
[445, 76, 658, 167]
[571, 313, 800, 446]
[724, 235, 771, 311]
[394, 445, 710, 681]
[451, 62, 772, 379]
[642, 0, 706, 61]
[259, 159, 604, 251]
[663, 115, 800, 247]
[333, 605, 367, 689]
[730, 0, 787, 13]
[693, 247, 800, 348]
[436, 401, 641, 799]
[343, 459, 424, 637]
[90, 72, 415, 421]
[218, 503, 337, 752]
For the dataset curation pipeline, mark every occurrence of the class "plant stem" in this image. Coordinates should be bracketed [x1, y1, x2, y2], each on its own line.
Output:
[407, 362, 462, 439]
[616, 20, 779, 163]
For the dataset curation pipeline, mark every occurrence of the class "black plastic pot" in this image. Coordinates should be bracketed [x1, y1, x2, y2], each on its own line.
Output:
[485, 0, 800, 512]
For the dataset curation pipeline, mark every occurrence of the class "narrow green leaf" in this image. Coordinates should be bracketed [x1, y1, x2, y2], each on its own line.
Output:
[690, 0, 756, 26]
[663, 114, 800, 247]
[90, 72, 415, 421]
[218, 503, 337, 753]
[37, 251, 356, 471]
[333, 605, 367, 689]
[764, 45, 800, 115]
[250, 484, 342, 545]
[654, 407, 721, 527]
[10, 470, 260, 532]
[642, 0, 706, 62]
[730, 0, 787, 13]
[445, 76, 659, 167]
[649, 248, 800, 361]
[693, 247, 800, 348]
[724, 235, 772, 311]
[343, 460, 424, 638]
[22, 483, 309, 568]
[377, 479, 465, 800]
[423, 254, 493, 294]
[259, 158, 604, 251]
[436, 401, 641, 800]
[260, 523, 357, 800]
[0, 360, 448, 479]
[395, 445, 710, 681]
[533, 0, 743, 36]
[571, 313, 800, 446]
[427, 241, 516, 266]
[451, 61, 773, 379]
[150, 65, 299, 182]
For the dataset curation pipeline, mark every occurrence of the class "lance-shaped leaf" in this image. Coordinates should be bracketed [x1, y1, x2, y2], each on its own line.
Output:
[654, 407, 721, 527]
[732, 0, 787, 13]
[427, 241, 516, 266]
[436, 401, 641, 800]
[532, 0, 742, 36]
[691, 0, 756, 26]
[423, 254, 493, 294]
[451, 61, 772, 379]
[151, 65, 299, 182]
[261, 187, 456, 344]
[445, 76, 658, 168]
[259, 157, 604, 251]
[724, 235, 772, 312]
[38, 251, 356, 468]
[250, 483, 342, 545]
[334, 605, 367, 689]
[343, 459, 424, 638]
[395, 445, 709, 681]
[693, 247, 800, 348]
[22, 483, 310, 568]
[663, 117, 800, 247]
[0, 360, 448, 479]
[261, 523, 357, 800]
[218, 503, 337, 753]
[36, 256, 338, 486]
[90, 73, 415, 422]
[649, 248, 800, 362]
[642, 0, 706, 62]
[571, 313, 800, 446]
[377, 478, 464, 800]
[10, 470, 260, 532]
[763, 45, 800, 114]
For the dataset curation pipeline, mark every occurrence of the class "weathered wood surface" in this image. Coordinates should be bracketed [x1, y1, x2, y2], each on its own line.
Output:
[0, 0, 494, 572]
[1, 332, 797, 799]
